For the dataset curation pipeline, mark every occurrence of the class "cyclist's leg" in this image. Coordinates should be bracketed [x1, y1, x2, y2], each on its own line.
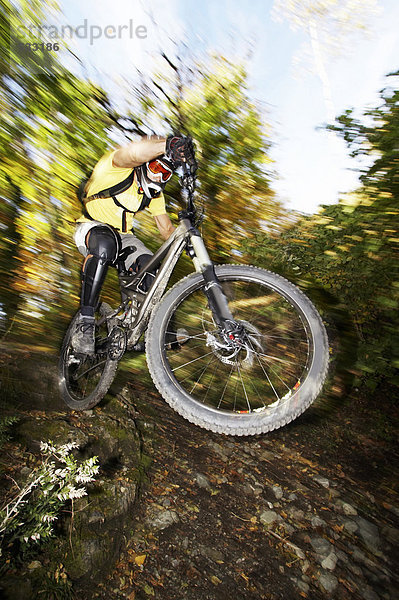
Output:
[79, 224, 120, 314]
[117, 233, 154, 296]
[72, 222, 120, 353]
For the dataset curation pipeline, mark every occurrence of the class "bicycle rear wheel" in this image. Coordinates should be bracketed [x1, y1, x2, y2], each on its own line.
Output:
[146, 265, 329, 436]
[59, 303, 119, 411]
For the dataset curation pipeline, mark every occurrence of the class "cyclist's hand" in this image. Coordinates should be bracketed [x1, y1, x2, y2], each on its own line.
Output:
[166, 135, 195, 166]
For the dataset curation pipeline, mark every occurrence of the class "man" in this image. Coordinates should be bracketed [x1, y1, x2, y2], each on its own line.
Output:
[72, 134, 193, 354]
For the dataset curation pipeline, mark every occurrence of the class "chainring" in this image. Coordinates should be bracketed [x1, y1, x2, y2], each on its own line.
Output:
[108, 326, 127, 360]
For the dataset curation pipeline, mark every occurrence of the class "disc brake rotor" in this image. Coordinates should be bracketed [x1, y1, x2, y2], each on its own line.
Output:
[204, 320, 265, 368]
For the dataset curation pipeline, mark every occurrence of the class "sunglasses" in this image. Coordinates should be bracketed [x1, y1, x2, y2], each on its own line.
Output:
[147, 158, 173, 183]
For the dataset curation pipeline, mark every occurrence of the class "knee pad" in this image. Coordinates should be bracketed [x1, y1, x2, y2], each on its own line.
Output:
[87, 226, 120, 266]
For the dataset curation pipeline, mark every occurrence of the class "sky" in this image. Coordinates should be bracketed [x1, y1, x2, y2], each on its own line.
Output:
[50, 0, 399, 214]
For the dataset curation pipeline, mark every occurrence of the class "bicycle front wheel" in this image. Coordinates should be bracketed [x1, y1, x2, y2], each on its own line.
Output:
[146, 265, 329, 436]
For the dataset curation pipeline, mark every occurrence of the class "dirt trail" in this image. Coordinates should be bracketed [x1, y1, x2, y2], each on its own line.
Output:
[1, 346, 398, 599]
[95, 381, 399, 600]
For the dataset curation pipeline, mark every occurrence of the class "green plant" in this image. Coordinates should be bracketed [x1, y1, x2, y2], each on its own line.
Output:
[0, 415, 19, 447]
[0, 441, 99, 556]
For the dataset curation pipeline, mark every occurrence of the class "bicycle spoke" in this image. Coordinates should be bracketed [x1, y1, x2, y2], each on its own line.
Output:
[253, 351, 300, 366]
[236, 361, 251, 412]
[74, 358, 108, 381]
[217, 363, 235, 409]
[189, 354, 217, 394]
[202, 359, 222, 403]
[171, 350, 216, 372]
[252, 347, 282, 403]
[162, 275, 314, 415]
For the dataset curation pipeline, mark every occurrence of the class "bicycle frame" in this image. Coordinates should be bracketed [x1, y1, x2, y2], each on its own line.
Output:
[103, 212, 237, 347]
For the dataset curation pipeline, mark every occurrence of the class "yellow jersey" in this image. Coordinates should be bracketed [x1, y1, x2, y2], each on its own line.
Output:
[77, 150, 166, 232]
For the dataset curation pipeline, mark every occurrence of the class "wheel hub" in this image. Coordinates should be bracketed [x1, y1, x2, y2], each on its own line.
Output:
[205, 320, 264, 367]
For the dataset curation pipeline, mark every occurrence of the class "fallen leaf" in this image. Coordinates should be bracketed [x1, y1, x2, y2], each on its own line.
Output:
[134, 554, 146, 566]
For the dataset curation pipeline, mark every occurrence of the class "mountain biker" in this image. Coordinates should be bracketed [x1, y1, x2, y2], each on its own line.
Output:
[72, 134, 194, 354]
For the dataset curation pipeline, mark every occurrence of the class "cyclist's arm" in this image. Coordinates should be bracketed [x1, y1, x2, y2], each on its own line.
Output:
[154, 214, 175, 240]
[113, 135, 166, 168]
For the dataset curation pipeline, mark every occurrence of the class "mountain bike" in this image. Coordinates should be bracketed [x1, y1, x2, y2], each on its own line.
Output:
[59, 157, 329, 436]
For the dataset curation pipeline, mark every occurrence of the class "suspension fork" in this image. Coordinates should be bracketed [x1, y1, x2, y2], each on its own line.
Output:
[187, 226, 236, 332]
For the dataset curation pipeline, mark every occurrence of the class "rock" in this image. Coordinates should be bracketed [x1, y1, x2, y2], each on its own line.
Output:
[260, 510, 280, 526]
[207, 441, 230, 461]
[348, 562, 363, 577]
[296, 580, 309, 594]
[288, 507, 305, 520]
[314, 475, 330, 488]
[288, 493, 298, 501]
[149, 510, 179, 531]
[310, 516, 326, 528]
[200, 546, 224, 562]
[310, 536, 333, 557]
[321, 552, 338, 571]
[88, 511, 105, 524]
[355, 517, 381, 553]
[271, 485, 283, 500]
[343, 519, 359, 534]
[342, 502, 358, 516]
[194, 472, 211, 490]
[318, 571, 338, 593]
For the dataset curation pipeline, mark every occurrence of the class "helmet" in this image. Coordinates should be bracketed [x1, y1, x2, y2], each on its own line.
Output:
[136, 155, 175, 198]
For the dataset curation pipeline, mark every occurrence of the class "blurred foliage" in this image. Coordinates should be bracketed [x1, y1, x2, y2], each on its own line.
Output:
[244, 72, 399, 385]
[0, 1, 116, 342]
[1, 7, 282, 347]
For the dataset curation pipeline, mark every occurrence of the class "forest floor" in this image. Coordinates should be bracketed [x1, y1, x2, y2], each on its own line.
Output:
[1, 346, 398, 600]
[93, 364, 399, 600]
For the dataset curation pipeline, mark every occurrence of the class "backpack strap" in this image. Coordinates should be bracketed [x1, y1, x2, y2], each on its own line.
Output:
[85, 170, 135, 201]
[83, 169, 156, 233]
[111, 195, 135, 233]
